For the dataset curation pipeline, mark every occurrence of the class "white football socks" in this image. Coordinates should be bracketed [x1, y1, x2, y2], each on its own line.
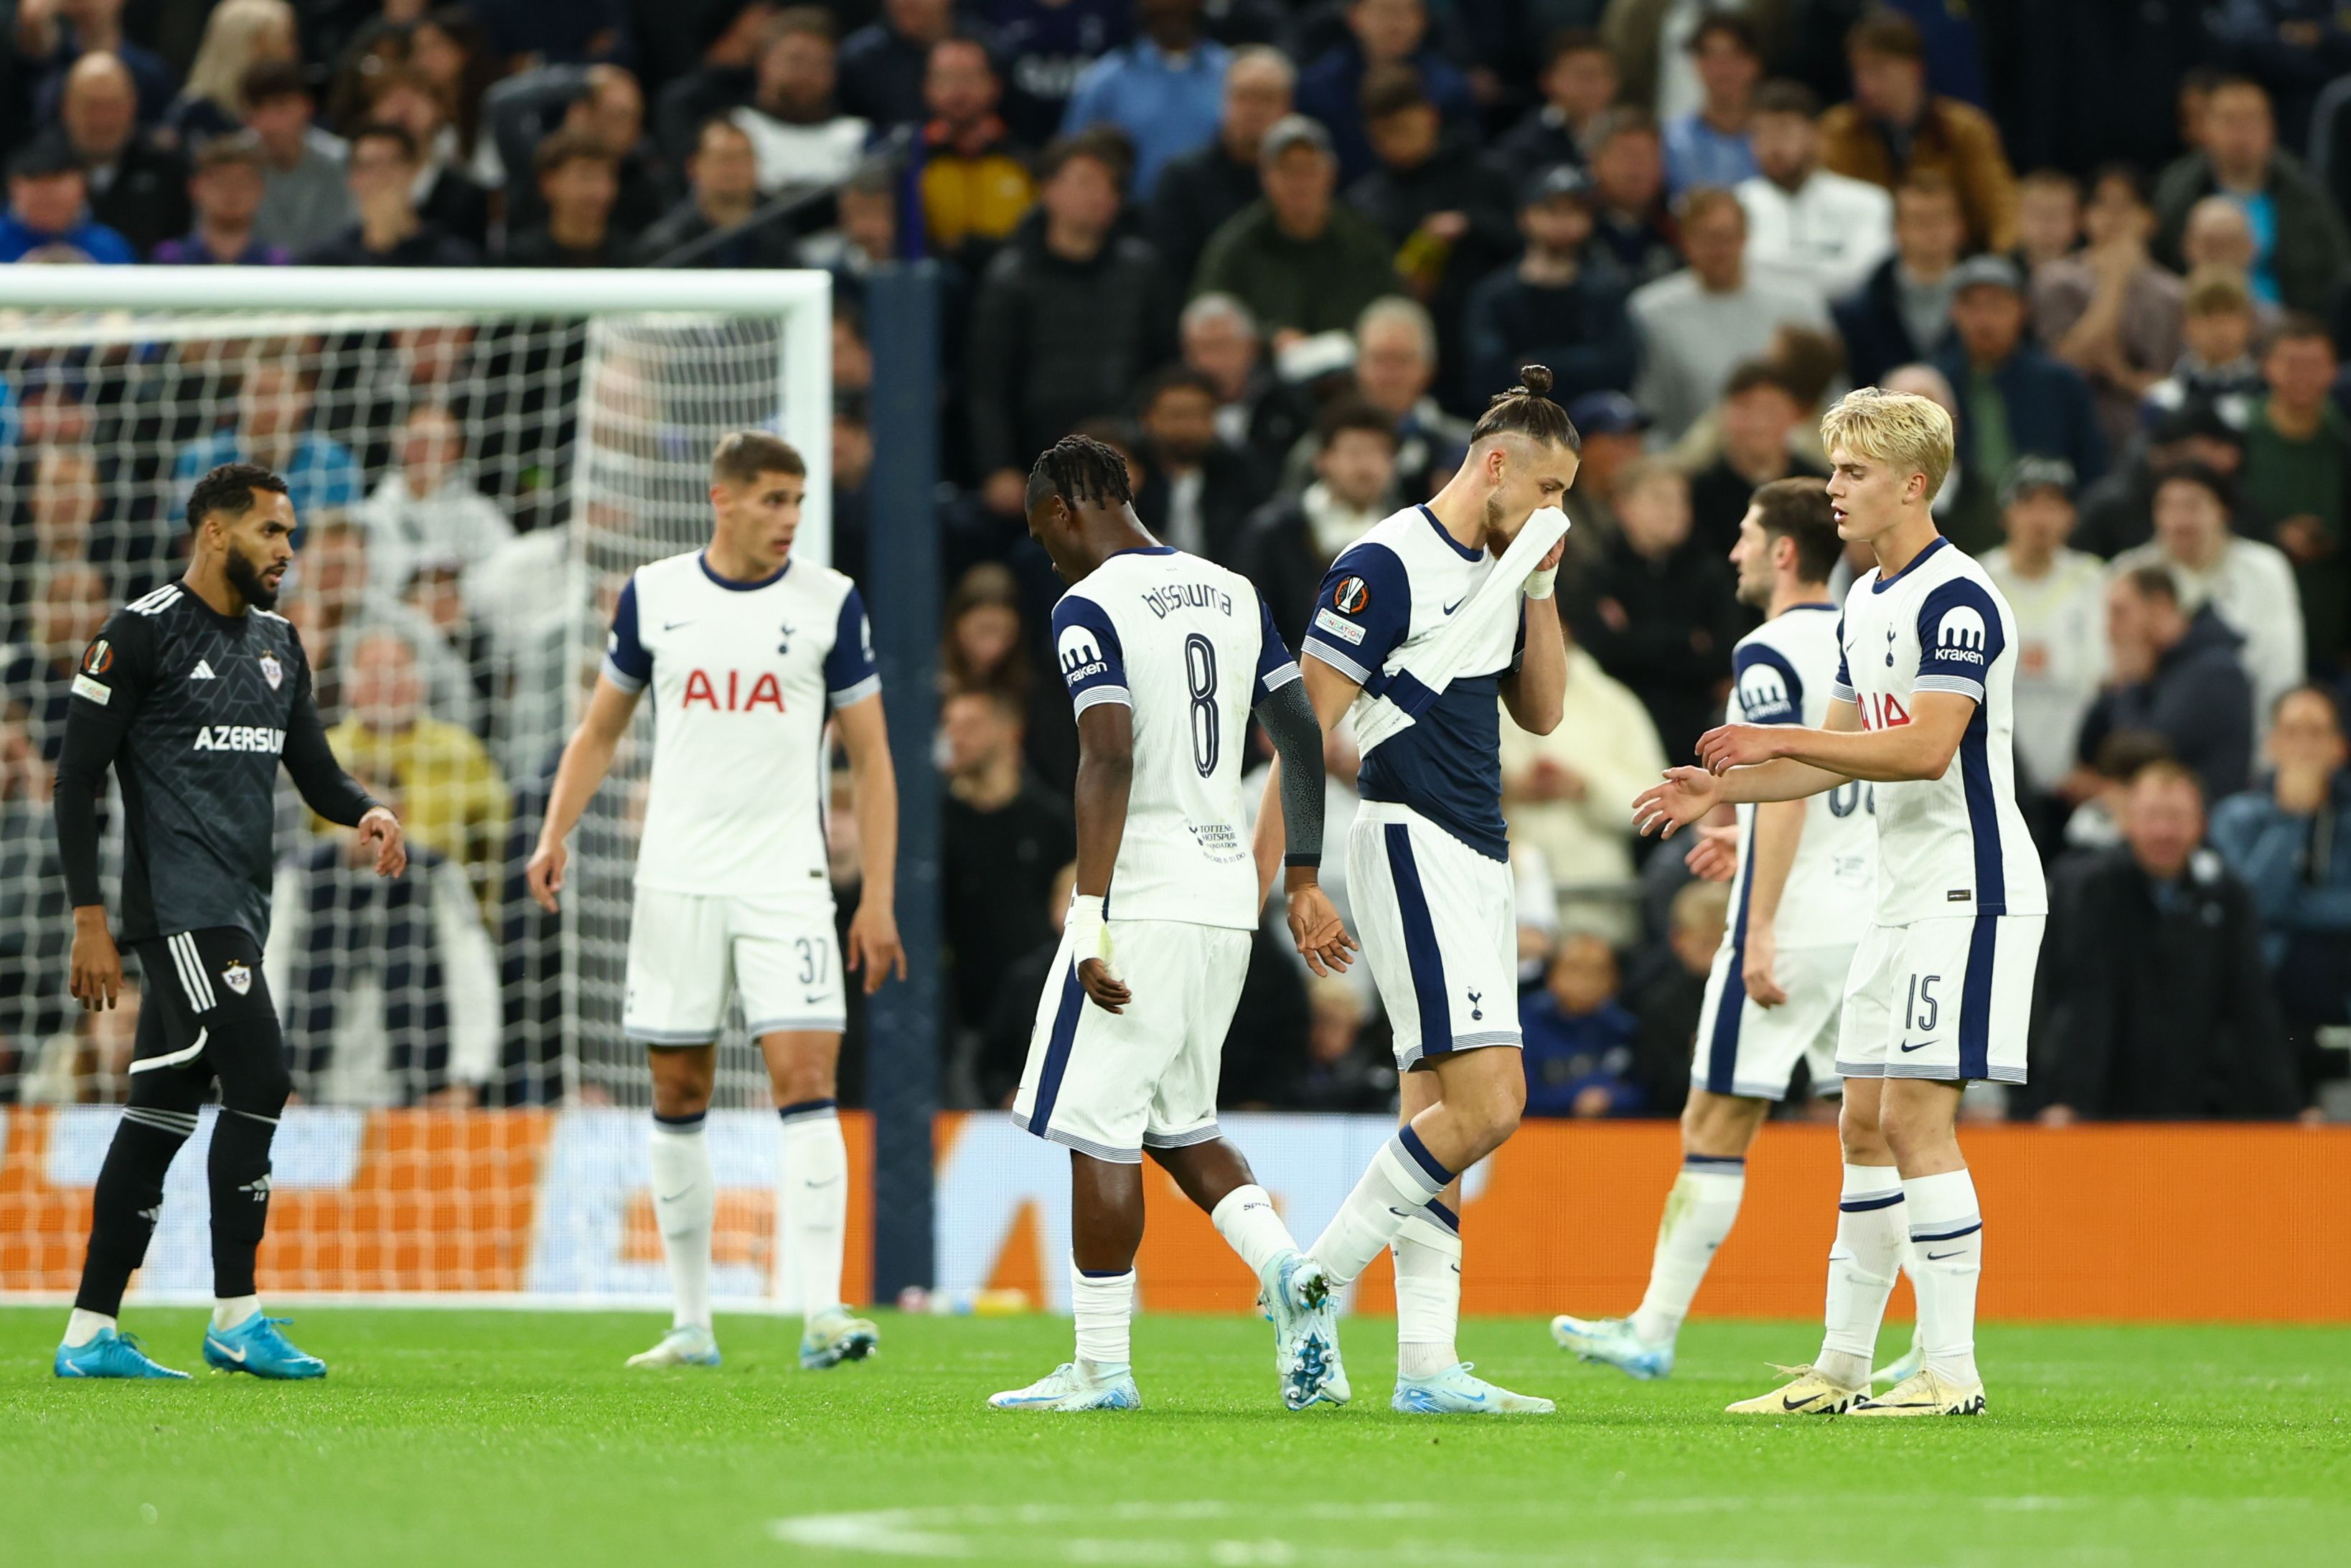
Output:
[63, 1308, 116, 1347]
[1819, 1162, 1905, 1389]
[1904, 1168, 1984, 1386]
[1394, 1201, 1462, 1379]
[211, 1295, 261, 1333]
[1071, 1262, 1134, 1375]
[1210, 1184, 1298, 1279]
[649, 1114, 715, 1332]
[1629, 1155, 1746, 1347]
[779, 1099, 848, 1319]
[1308, 1127, 1454, 1287]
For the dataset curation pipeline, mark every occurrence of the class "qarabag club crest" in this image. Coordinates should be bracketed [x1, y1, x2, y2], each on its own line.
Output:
[258, 651, 284, 690]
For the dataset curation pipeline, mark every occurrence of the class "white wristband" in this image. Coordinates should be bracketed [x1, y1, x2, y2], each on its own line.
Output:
[1523, 565, 1558, 600]
[1066, 894, 1118, 980]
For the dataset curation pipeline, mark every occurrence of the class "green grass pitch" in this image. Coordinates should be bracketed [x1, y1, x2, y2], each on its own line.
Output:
[4, 1309, 2345, 1567]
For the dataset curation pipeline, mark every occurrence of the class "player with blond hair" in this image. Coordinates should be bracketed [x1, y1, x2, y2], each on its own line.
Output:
[1635, 388, 2045, 1417]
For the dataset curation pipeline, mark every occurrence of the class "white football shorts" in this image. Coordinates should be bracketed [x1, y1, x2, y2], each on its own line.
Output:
[1691, 939, 1857, 1099]
[1346, 800, 1521, 1071]
[1834, 914, 2043, 1085]
[623, 887, 847, 1044]
[1011, 918, 1251, 1163]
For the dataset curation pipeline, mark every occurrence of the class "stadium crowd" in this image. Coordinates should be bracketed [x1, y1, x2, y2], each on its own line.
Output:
[4, 1, 2351, 1124]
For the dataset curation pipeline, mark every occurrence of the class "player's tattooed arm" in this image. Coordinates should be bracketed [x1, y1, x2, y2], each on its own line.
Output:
[1070, 703, 1135, 1013]
[835, 693, 905, 992]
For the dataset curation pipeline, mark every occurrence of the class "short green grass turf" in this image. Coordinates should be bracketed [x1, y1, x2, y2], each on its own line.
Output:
[2, 1310, 2345, 1568]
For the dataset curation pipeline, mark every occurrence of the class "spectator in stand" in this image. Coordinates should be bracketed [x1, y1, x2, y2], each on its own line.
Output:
[409, 8, 499, 169]
[1346, 65, 1517, 322]
[323, 628, 509, 901]
[267, 824, 500, 1109]
[0, 136, 133, 264]
[2177, 195, 2283, 338]
[58, 52, 188, 258]
[1488, 29, 1618, 190]
[1628, 188, 1827, 441]
[2035, 165, 2187, 455]
[1192, 116, 1399, 345]
[1830, 170, 1965, 388]
[2033, 760, 2299, 1122]
[1463, 166, 1638, 412]
[1290, 978, 1398, 1114]
[241, 59, 353, 256]
[358, 403, 517, 594]
[939, 687, 1076, 1036]
[302, 122, 480, 266]
[914, 35, 1036, 271]
[1296, 0, 1475, 184]
[362, 65, 492, 253]
[1058, 0, 1228, 199]
[1624, 876, 1727, 1120]
[499, 131, 625, 267]
[1178, 292, 1290, 464]
[153, 132, 287, 265]
[0, 565, 109, 760]
[1934, 254, 2108, 551]
[1234, 397, 1397, 648]
[1132, 367, 1262, 564]
[2012, 168, 2082, 281]
[731, 8, 870, 195]
[1150, 47, 1293, 302]
[1818, 9, 2017, 252]
[175, 355, 364, 524]
[1521, 935, 1644, 1118]
[1278, 296, 1471, 501]
[2153, 75, 2347, 316]
[969, 132, 1175, 517]
[17, 0, 175, 126]
[635, 116, 797, 268]
[168, 0, 299, 150]
[1735, 79, 1890, 304]
[2078, 564, 2256, 804]
[2076, 401, 2253, 559]
[1567, 457, 1742, 764]
[981, 0, 1127, 147]
[1981, 457, 2108, 832]
[2113, 463, 2306, 723]
[2140, 269, 2266, 432]
[1662, 11, 1760, 198]
[2244, 316, 2350, 676]
[940, 561, 1074, 786]
[1559, 390, 1650, 544]
[801, 156, 900, 286]
[1584, 107, 1681, 286]
[2212, 686, 2351, 1099]
[838, 0, 955, 131]
[1499, 615, 1667, 947]
[1684, 360, 1826, 554]
[654, 3, 776, 164]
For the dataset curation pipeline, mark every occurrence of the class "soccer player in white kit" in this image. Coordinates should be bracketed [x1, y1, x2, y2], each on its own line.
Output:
[526, 432, 904, 1373]
[1267, 368, 1575, 1415]
[1636, 390, 2045, 1417]
[987, 436, 1355, 1414]
[1554, 479, 1879, 1379]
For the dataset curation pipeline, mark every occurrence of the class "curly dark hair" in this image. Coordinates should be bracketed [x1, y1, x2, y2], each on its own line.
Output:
[187, 462, 290, 532]
[1026, 434, 1134, 512]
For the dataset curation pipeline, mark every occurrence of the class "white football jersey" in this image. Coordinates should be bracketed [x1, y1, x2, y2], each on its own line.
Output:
[1054, 546, 1299, 930]
[1831, 537, 2046, 925]
[1725, 602, 1874, 949]
[602, 550, 879, 899]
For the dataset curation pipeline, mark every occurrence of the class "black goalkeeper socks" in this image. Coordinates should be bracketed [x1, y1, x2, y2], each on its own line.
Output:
[75, 1109, 195, 1316]
[207, 1107, 281, 1300]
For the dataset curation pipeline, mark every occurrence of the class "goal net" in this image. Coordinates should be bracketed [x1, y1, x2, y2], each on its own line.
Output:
[0, 267, 834, 1301]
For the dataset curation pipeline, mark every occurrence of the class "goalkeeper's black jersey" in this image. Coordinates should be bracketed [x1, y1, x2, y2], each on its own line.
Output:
[53, 582, 375, 947]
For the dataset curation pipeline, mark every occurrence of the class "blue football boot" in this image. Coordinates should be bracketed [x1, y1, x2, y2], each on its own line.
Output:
[203, 1313, 327, 1379]
[55, 1328, 191, 1380]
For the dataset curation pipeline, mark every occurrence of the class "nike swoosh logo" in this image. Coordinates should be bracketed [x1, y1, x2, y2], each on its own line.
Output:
[657, 1187, 693, 1203]
[804, 1176, 843, 1189]
[804, 992, 827, 1004]
[207, 1337, 247, 1363]
[663, 619, 693, 631]
[1386, 1206, 1413, 1218]
[1897, 1039, 1937, 1053]
[1926, 1249, 1966, 1261]
[1781, 1391, 1824, 1410]
[1442, 596, 1465, 615]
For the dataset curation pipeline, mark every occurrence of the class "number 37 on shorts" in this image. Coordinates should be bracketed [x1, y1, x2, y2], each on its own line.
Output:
[1834, 914, 2044, 1086]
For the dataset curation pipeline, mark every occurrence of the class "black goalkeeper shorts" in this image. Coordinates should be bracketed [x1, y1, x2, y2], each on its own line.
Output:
[128, 926, 283, 1086]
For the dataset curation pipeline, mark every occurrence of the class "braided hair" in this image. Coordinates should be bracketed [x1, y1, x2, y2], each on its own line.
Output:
[1470, 364, 1581, 453]
[1026, 433, 1135, 512]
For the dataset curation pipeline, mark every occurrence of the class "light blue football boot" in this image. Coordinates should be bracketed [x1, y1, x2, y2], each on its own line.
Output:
[1262, 1249, 1348, 1409]
[55, 1328, 191, 1380]
[987, 1362, 1142, 1412]
[799, 1307, 880, 1370]
[202, 1313, 327, 1379]
[1392, 1361, 1554, 1414]
[1550, 1313, 1675, 1381]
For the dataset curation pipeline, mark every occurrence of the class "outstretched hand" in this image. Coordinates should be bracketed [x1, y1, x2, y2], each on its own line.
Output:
[1633, 767, 1722, 840]
[1285, 881, 1358, 977]
[1696, 723, 1785, 776]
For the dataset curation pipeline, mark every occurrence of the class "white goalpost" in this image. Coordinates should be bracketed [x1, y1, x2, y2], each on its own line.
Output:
[0, 268, 835, 1303]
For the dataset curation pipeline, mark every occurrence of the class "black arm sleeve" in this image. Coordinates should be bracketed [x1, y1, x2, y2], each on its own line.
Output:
[52, 611, 151, 910]
[281, 657, 378, 827]
[1254, 678, 1325, 870]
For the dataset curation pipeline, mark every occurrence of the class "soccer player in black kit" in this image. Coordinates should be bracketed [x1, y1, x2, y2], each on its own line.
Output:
[52, 464, 407, 1380]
